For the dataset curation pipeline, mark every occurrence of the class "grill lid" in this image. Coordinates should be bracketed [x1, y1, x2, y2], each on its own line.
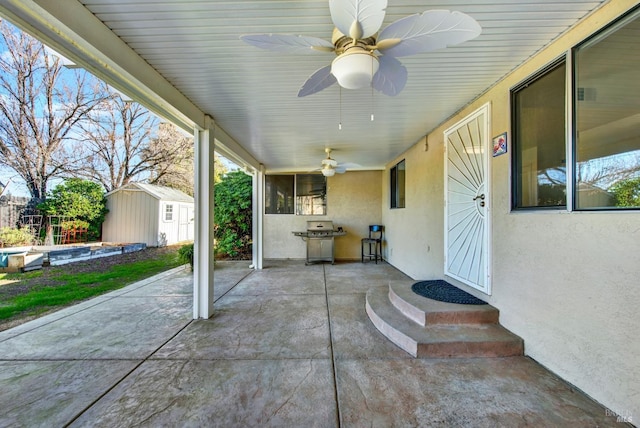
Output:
[306, 221, 333, 231]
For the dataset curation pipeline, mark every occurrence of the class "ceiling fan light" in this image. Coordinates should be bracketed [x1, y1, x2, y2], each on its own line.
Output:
[331, 50, 379, 90]
[322, 166, 336, 177]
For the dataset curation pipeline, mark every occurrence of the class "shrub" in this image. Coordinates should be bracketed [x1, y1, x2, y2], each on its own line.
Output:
[214, 171, 252, 259]
[611, 177, 640, 207]
[61, 220, 90, 230]
[0, 226, 33, 247]
[177, 242, 194, 268]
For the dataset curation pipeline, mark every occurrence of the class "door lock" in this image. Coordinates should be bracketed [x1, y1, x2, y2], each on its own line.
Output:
[473, 194, 485, 207]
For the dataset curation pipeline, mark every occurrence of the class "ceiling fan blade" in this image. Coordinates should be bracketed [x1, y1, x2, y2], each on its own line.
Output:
[372, 56, 407, 96]
[377, 10, 481, 58]
[329, 0, 387, 40]
[240, 34, 335, 54]
[298, 65, 337, 97]
[335, 166, 347, 174]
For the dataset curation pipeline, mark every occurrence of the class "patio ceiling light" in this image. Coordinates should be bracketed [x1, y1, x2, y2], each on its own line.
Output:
[331, 48, 379, 90]
[321, 166, 336, 177]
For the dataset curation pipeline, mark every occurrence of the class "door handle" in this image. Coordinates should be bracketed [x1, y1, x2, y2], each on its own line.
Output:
[473, 194, 485, 201]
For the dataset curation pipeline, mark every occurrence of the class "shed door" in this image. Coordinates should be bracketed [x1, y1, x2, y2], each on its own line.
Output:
[179, 205, 189, 242]
[444, 103, 491, 294]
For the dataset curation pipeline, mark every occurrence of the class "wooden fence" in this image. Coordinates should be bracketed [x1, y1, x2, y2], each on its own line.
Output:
[0, 196, 30, 229]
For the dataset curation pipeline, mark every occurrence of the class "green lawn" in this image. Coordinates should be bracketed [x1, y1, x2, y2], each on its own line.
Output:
[0, 247, 182, 323]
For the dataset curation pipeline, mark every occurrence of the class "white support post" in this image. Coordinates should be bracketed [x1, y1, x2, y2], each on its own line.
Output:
[193, 116, 216, 319]
[251, 165, 265, 270]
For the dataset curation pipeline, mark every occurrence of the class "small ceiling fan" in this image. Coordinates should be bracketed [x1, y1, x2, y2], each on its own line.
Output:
[319, 148, 358, 176]
[241, 0, 481, 97]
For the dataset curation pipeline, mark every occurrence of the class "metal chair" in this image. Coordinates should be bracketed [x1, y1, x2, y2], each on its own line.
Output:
[361, 225, 383, 263]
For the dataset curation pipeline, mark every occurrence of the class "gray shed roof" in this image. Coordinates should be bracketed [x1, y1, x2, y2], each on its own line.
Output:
[107, 183, 194, 203]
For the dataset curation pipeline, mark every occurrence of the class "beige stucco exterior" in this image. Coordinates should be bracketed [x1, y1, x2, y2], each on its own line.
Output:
[381, 0, 639, 418]
[261, 1, 639, 417]
[264, 170, 382, 260]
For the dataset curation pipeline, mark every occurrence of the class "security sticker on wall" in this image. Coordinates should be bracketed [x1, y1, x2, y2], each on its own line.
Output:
[492, 132, 507, 157]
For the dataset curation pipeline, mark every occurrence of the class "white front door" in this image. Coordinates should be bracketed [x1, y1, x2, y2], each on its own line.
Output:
[444, 103, 491, 294]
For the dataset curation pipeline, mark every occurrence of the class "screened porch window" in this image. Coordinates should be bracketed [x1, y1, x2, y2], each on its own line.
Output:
[295, 174, 327, 215]
[264, 174, 326, 215]
[265, 175, 294, 214]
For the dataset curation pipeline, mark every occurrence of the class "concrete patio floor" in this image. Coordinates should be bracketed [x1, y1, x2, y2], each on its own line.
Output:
[0, 260, 620, 427]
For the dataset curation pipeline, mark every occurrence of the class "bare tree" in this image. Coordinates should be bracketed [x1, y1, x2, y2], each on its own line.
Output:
[145, 122, 230, 196]
[0, 20, 108, 200]
[146, 122, 195, 195]
[71, 88, 160, 192]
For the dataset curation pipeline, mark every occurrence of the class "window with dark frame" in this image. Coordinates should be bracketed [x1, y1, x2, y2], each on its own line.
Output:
[511, 8, 640, 212]
[295, 174, 327, 215]
[573, 8, 640, 210]
[391, 159, 406, 208]
[512, 60, 567, 209]
[264, 174, 326, 215]
[265, 175, 294, 214]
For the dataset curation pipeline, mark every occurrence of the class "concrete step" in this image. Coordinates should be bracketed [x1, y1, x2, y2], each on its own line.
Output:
[389, 280, 499, 326]
[366, 287, 524, 358]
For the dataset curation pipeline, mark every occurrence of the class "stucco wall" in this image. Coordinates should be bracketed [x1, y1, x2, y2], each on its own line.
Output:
[382, 137, 444, 280]
[381, 0, 639, 418]
[264, 171, 382, 260]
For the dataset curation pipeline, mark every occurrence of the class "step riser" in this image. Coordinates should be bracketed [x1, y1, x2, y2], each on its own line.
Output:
[389, 281, 499, 326]
[366, 284, 525, 359]
[427, 312, 498, 325]
[388, 287, 426, 326]
[366, 296, 418, 357]
[417, 341, 524, 359]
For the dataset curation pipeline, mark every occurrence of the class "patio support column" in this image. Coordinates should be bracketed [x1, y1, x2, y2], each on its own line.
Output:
[193, 116, 216, 319]
[251, 164, 265, 270]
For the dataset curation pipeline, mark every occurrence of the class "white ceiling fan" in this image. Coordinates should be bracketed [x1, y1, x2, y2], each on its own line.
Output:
[241, 0, 481, 97]
[319, 148, 359, 176]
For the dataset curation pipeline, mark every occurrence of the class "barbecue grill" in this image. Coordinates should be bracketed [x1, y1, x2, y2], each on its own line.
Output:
[293, 220, 346, 264]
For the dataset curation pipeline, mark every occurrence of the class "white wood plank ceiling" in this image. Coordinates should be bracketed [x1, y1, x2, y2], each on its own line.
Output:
[14, 1, 611, 171]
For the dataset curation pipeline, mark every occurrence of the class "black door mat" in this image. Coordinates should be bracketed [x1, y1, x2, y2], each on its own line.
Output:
[411, 280, 487, 305]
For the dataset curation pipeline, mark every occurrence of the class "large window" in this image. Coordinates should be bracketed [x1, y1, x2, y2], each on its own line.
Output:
[512, 8, 640, 211]
[574, 9, 640, 209]
[265, 174, 326, 215]
[295, 174, 327, 215]
[512, 61, 566, 209]
[265, 175, 294, 214]
[390, 159, 406, 208]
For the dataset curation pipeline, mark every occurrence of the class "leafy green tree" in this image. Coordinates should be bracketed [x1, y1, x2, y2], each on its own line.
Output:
[214, 171, 252, 259]
[39, 178, 108, 241]
[611, 177, 640, 207]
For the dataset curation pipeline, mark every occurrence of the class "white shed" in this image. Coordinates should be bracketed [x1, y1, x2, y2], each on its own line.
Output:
[102, 183, 194, 247]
